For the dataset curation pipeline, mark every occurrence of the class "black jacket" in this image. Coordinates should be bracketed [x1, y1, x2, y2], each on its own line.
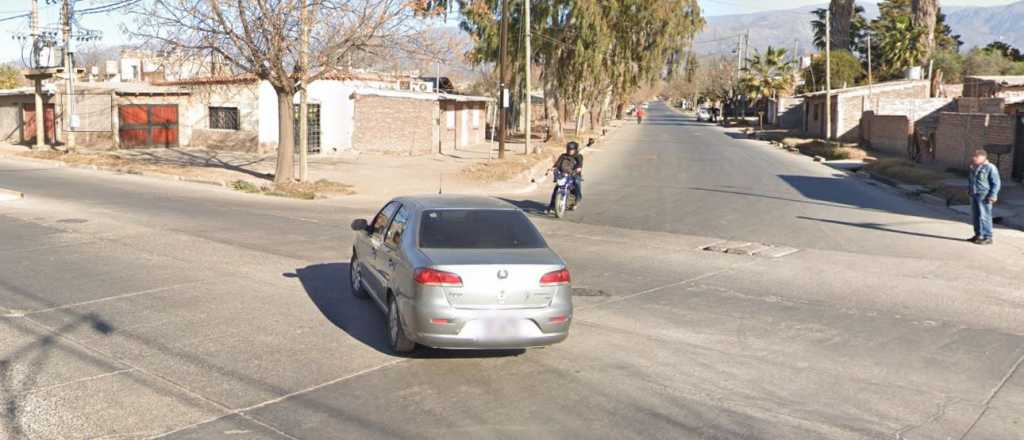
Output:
[554, 152, 583, 175]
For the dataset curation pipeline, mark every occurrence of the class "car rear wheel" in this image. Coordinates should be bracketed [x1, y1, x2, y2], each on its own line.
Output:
[387, 294, 415, 353]
[350, 253, 369, 299]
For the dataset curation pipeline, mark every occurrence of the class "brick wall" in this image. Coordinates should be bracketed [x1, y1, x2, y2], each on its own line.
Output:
[934, 112, 1015, 176]
[836, 82, 931, 142]
[773, 97, 803, 129]
[863, 112, 910, 155]
[353, 95, 436, 154]
[956, 98, 1005, 114]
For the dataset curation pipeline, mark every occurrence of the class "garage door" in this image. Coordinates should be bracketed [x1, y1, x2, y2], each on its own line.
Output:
[119, 104, 178, 148]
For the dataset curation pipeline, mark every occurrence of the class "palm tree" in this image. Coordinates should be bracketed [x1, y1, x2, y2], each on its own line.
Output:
[912, 0, 939, 61]
[740, 46, 794, 112]
[811, 5, 869, 54]
[876, 14, 926, 77]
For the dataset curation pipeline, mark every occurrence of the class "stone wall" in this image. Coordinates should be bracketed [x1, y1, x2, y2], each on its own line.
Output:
[352, 95, 436, 154]
[934, 112, 1015, 176]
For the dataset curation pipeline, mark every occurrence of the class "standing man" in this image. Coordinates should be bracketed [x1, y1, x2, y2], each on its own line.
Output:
[967, 149, 1002, 245]
[636, 105, 646, 125]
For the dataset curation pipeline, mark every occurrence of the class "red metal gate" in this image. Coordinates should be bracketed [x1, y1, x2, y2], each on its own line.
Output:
[22, 104, 56, 145]
[119, 104, 178, 148]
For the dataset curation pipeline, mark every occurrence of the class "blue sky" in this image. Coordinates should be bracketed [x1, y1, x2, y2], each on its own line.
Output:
[1, 0, 1021, 64]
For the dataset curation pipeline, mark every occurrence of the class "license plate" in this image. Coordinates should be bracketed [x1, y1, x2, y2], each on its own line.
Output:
[480, 318, 522, 339]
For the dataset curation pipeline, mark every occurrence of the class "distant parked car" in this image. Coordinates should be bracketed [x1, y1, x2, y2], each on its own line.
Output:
[696, 108, 711, 122]
[349, 195, 573, 353]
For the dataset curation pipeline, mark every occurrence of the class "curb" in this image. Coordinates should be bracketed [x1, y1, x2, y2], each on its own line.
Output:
[0, 187, 24, 201]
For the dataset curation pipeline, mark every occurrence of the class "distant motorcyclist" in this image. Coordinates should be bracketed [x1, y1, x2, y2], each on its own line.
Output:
[547, 141, 583, 212]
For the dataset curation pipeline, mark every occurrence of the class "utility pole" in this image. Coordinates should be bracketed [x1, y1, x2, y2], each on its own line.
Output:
[825, 9, 832, 142]
[298, 0, 310, 182]
[743, 30, 750, 119]
[867, 33, 873, 96]
[497, 0, 509, 159]
[31, 0, 45, 150]
[523, 0, 532, 154]
[61, 0, 75, 151]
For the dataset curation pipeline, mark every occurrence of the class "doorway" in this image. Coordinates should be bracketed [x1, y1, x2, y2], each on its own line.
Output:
[293, 104, 321, 154]
[1014, 115, 1024, 181]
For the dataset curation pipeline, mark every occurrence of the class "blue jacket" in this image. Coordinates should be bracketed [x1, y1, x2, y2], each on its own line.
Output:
[969, 162, 1001, 200]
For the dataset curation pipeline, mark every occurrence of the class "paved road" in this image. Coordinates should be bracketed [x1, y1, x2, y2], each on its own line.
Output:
[2, 106, 1024, 439]
[527, 102, 1024, 260]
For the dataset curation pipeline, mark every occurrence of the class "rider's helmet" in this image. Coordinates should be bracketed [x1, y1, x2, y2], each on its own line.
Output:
[566, 141, 579, 153]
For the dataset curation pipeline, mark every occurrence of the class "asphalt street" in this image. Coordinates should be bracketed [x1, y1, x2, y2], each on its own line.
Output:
[2, 103, 1023, 439]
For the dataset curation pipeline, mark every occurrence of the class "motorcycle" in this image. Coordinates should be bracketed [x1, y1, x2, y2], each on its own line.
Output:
[550, 170, 578, 218]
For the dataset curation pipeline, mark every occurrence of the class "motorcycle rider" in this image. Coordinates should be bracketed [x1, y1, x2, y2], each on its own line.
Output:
[547, 141, 583, 213]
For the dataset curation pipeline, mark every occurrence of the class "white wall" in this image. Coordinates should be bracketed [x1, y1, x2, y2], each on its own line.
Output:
[258, 79, 396, 154]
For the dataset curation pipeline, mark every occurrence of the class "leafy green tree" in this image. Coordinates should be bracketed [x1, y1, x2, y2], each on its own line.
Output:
[802, 50, 863, 92]
[964, 47, 1014, 77]
[0, 64, 23, 89]
[932, 49, 964, 83]
[420, 0, 704, 137]
[984, 41, 1024, 62]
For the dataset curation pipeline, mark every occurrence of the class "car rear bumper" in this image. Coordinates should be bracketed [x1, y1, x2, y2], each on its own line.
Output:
[416, 329, 569, 350]
[411, 304, 572, 349]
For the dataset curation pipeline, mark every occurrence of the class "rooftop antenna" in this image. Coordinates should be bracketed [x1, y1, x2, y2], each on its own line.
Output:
[438, 173, 443, 195]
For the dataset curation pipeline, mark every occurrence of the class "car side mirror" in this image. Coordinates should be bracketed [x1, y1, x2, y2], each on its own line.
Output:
[351, 218, 369, 232]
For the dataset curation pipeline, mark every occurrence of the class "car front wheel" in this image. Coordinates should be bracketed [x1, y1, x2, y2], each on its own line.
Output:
[387, 295, 415, 353]
[350, 253, 369, 299]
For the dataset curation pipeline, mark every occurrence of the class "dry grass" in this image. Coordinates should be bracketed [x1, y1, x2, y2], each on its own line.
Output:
[795, 140, 868, 161]
[461, 141, 568, 183]
[230, 178, 355, 199]
[864, 159, 951, 188]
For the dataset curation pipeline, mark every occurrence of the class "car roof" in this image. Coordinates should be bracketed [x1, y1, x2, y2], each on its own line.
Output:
[393, 195, 518, 211]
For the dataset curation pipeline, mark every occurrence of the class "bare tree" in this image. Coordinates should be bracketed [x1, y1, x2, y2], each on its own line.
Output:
[132, 0, 418, 183]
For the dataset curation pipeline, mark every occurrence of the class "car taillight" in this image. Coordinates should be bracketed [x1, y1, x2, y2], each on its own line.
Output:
[539, 268, 570, 286]
[414, 268, 463, 287]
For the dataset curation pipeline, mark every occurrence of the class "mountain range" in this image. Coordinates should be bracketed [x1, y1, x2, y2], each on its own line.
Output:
[697, 1, 1024, 57]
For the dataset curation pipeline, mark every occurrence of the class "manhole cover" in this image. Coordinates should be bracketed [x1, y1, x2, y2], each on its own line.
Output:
[701, 241, 799, 258]
[57, 218, 89, 224]
[572, 287, 609, 297]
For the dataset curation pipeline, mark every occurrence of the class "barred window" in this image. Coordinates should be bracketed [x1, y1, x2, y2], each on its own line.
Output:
[209, 107, 240, 130]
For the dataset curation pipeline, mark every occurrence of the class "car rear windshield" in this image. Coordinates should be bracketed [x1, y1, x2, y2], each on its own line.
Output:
[419, 209, 546, 249]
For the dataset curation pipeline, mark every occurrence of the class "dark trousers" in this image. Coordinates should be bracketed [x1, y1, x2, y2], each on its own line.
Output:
[548, 179, 582, 209]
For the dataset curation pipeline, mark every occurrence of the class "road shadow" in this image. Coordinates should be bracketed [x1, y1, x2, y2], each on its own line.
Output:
[292, 263, 523, 358]
[796, 216, 965, 242]
[499, 197, 550, 216]
[131, 148, 275, 181]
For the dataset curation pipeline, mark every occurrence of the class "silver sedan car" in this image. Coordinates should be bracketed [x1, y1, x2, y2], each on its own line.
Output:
[349, 195, 573, 353]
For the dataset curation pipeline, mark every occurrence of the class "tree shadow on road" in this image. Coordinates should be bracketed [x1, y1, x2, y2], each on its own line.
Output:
[291, 263, 523, 359]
